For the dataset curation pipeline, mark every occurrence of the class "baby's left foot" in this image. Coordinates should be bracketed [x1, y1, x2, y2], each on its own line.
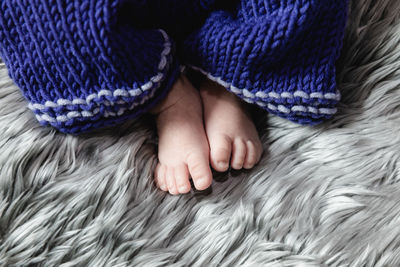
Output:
[200, 78, 263, 172]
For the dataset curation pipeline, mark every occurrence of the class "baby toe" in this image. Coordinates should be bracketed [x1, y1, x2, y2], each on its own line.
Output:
[243, 140, 258, 169]
[166, 167, 179, 195]
[187, 152, 213, 191]
[155, 164, 168, 191]
[231, 138, 247, 170]
[209, 134, 232, 172]
[174, 164, 191, 194]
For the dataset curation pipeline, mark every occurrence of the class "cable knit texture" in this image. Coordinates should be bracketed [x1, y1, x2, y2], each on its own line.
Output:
[0, 0, 348, 133]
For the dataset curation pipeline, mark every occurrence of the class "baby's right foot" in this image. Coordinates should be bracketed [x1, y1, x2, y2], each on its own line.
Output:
[151, 75, 213, 195]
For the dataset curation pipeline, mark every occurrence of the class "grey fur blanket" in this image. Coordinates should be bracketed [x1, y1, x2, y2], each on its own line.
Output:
[1, 1, 400, 266]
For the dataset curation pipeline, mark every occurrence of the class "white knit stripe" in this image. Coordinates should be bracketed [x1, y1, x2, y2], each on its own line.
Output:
[189, 65, 341, 102]
[35, 87, 337, 124]
[29, 29, 172, 112]
[35, 87, 158, 123]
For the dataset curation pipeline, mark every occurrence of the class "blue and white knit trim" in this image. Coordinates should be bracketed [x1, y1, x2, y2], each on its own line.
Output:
[190, 66, 340, 115]
[28, 30, 172, 124]
[33, 88, 158, 124]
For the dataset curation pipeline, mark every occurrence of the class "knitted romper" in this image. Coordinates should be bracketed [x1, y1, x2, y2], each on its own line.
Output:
[0, 0, 348, 134]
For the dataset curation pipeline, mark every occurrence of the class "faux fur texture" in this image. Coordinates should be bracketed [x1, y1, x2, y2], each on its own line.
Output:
[1, 1, 400, 266]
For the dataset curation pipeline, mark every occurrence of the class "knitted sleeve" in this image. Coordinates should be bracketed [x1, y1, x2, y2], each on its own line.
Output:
[183, 0, 349, 125]
[0, 1, 180, 134]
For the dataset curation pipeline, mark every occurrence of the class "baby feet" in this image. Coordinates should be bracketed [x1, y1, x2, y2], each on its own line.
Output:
[200, 79, 263, 172]
[152, 75, 213, 194]
[152, 74, 262, 195]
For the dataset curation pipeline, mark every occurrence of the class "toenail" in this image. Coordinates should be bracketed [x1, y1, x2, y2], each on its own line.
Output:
[217, 161, 229, 170]
[179, 185, 189, 192]
[244, 163, 253, 169]
[197, 177, 210, 187]
[160, 184, 167, 191]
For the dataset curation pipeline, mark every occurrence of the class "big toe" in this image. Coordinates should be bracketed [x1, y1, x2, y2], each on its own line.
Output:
[209, 134, 232, 172]
[187, 152, 213, 190]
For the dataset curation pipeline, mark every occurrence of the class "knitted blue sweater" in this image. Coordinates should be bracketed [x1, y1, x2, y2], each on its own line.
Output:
[0, 0, 348, 133]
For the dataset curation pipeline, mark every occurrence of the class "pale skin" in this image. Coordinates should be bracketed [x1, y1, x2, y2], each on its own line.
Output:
[150, 74, 263, 195]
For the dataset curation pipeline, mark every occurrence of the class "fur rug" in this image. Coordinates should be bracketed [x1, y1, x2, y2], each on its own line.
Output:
[1, 1, 400, 266]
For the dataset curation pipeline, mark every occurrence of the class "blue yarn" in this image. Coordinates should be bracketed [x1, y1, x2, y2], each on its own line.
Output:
[0, 0, 348, 133]
[184, 0, 349, 124]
